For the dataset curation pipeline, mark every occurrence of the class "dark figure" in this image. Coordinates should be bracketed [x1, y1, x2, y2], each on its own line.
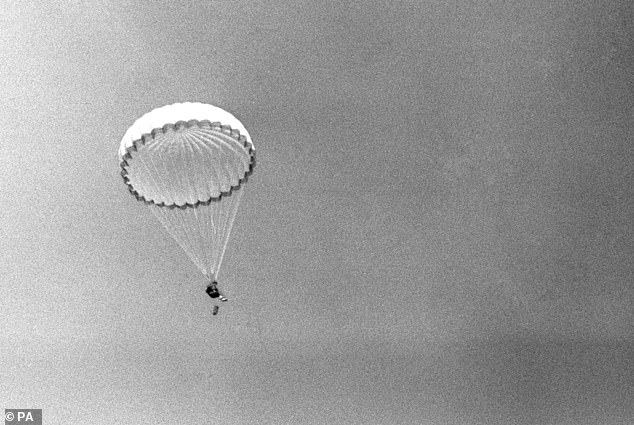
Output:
[206, 281, 228, 316]
[206, 281, 228, 301]
[206, 282, 221, 299]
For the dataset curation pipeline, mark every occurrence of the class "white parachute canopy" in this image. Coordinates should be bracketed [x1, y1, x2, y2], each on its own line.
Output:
[119, 102, 255, 281]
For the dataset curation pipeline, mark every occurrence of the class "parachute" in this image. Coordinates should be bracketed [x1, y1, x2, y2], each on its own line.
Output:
[118, 102, 255, 283]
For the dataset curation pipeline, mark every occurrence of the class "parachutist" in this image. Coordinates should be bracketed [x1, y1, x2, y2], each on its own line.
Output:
[207, 281, 228, 315]
[119, 104, 255, 310]
[206, 282, 220, 298]
[206, 281, 228, 301]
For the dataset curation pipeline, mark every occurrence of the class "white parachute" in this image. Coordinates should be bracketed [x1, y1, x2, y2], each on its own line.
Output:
[119, 102, 255, 283]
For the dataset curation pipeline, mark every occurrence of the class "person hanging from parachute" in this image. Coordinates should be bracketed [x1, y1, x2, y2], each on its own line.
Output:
[206, 280, 228, 315]
[118, 102, 255, 317]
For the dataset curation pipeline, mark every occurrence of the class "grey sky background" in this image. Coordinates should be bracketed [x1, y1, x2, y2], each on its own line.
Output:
[1, 1, 633, 424]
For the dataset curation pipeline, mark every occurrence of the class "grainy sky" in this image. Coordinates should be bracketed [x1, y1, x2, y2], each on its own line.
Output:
[1, 1, 633, 424]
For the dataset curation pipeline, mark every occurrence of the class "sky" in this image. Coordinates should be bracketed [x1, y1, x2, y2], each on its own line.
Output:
[1, 0, 633, 424]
